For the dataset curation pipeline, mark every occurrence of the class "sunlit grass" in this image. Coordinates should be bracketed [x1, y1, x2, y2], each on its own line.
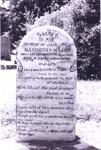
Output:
[0, 70, 101, 141]
[76, 81, 101, 122]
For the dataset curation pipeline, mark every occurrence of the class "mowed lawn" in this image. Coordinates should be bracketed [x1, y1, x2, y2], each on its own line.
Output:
[0, 70, 101, 149]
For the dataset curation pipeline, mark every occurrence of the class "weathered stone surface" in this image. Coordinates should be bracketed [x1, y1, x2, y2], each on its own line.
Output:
[16, 26, 77, 141]
[1, 36, 11, 60]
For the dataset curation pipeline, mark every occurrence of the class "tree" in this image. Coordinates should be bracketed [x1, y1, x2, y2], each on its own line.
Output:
[0, 0, 11, 36]
[9, 0, 70, 49]
[1, 12, 10, 35]
[72, 0, 100, 80]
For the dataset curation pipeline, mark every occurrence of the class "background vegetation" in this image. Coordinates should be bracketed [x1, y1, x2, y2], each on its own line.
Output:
[1, 70, 101, 148]
[1, 0, 100, 80]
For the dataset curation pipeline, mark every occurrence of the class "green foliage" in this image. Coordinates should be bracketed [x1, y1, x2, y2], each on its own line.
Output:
[32, 0, 100, 80]
[1, 12, 11, 35]
[32, 4, 74, 37]
[1, 0, 100, 80]
[85, 25, 100, 79]
[9, 0, 70, 49]
[72, 0, 100, 80]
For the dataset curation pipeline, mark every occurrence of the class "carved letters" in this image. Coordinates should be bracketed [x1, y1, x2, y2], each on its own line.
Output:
[16, 26, 77, 141]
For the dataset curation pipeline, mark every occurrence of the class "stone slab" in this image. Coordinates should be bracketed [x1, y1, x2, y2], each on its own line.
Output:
[1, 35, 11, 60]
[16, 26, 77, 141]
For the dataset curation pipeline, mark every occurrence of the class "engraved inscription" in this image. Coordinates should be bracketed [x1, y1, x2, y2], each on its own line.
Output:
[16, 26, 76, 141]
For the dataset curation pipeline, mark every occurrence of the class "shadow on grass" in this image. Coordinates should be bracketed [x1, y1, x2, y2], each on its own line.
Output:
[18, 136, 100, 150]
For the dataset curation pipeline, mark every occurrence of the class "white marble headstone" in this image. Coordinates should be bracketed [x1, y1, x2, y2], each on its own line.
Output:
[16, 26, 77, 141]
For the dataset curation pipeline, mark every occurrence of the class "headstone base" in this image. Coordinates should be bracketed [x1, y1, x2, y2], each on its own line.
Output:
[0, 136, 99, 150]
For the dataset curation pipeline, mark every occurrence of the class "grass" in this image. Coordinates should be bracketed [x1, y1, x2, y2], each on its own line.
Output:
[1, 70, 101, 122]
[1, 70, 101, 124]
[76, 80, 101, 122]
[0, 70, 101, 148]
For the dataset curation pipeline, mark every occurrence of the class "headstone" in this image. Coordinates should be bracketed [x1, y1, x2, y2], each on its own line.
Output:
[16, 26, 77, 141]
[1, 35, 11, 60]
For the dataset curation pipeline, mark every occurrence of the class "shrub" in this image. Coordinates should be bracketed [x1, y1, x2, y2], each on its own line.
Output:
[1, 11, 11, 35]
[9, 0, 70, 49]
[31, 0, 100, 80]
[71, 0, 100, 80]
